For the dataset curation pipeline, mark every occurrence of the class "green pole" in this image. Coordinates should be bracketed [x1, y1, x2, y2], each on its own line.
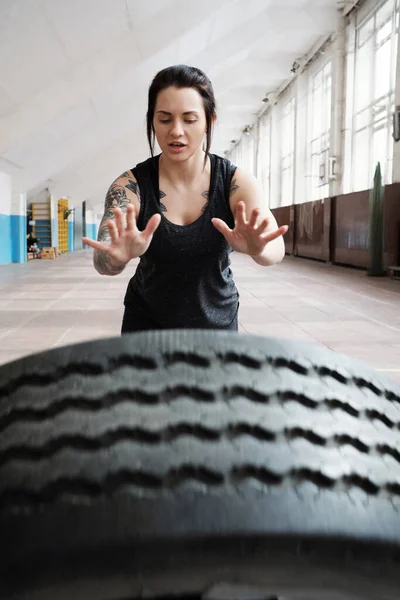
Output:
[367, 162, 385, 277]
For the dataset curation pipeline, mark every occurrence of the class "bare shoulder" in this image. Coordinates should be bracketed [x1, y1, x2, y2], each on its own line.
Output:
[103, 170, 141, 218]
[230, 166, 261, 191]
[228, 166, 264, 214]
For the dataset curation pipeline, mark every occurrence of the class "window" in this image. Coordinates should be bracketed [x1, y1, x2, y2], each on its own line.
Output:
[281, 97, 296, 205]
[229, 130, 256, 175]
[308, 61, 332, 200]
[351, 0, 399, 191]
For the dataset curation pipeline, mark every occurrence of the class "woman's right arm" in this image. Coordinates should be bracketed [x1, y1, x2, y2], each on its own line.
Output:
[84, 171, 161, 276]
[92, 172, 141, 276]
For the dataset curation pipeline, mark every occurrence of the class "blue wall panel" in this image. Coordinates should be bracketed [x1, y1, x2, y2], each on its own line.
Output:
[86, 224, 97, 241]
[0, 214, 27, 265]
[0, 214, 12, 265]
[11, 215, 27, 263]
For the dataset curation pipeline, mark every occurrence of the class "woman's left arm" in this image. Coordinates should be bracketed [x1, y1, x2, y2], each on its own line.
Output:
[212, 167, 288, 267]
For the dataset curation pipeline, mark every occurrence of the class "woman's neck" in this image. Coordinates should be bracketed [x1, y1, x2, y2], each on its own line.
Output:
[159, 149, 209, 187]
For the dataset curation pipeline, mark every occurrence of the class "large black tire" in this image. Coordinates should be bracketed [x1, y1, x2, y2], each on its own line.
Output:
[1, 330, 400, 599]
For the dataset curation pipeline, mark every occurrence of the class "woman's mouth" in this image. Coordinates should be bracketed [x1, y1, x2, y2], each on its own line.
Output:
[168, 143, 186, 153]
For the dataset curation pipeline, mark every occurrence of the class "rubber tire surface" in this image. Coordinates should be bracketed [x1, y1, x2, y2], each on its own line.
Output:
[1, 330, 400, 599]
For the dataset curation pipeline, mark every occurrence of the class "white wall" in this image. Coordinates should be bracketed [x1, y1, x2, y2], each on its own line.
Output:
[0, 172, 12, 215]
[11, 190, 27, 217]
[86, 208, 96, 225]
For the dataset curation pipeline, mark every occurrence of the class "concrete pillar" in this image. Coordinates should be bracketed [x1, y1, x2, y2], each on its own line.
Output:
[294, 71, 308, 205]
[269, 102, 282, 208]
[0, 172, 12, 265]
[254, 119, 260, 180]
[11, 189, 27, 263]
[342, 9, 356, 194]
[73, 203, 83, 251]
[0, 174, 27, 265]
[393, 14, 400, 182]
[330, 12, 347, 197]
[49, 192, 59, 250]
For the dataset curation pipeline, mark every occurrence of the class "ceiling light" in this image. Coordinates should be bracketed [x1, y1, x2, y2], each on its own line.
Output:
[291, 60, 301, 74]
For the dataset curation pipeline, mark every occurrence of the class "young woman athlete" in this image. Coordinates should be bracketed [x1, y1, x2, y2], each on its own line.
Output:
[83, 65, 288, 333]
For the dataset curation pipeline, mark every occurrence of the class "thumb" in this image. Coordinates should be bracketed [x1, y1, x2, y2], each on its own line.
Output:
[262, 225, 289, 244]
[143, 213, 161, 239]
[212, 218, 233, 239]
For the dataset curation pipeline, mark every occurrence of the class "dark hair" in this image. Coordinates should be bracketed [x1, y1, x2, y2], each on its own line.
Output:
[147, 65, 217, 160]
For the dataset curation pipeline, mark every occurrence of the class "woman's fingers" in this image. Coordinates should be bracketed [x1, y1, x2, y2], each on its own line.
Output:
[82, 237, 110, 252]
[248, 208, 260, 229]
[235, 201, 248, 227]
[114, 207, 126, 236]
[126, 203, 137, 232]
[256, 217, 269, 235]
[108, 219, 119, 244]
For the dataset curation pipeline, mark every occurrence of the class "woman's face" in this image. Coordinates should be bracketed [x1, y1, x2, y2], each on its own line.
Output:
[153, 86, 208, 161]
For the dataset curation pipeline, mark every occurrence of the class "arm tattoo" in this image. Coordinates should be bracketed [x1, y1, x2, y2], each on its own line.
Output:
[103, 182, 131, 219]
[229, 178, 239, 197]
[94, 216, 126, 276]
[94, 250, 126, 275]
[97, 221, 110, 243]
[93, 179, 139, 276]
[93, 231, 126, 275]
[159, 190, 167, 212]
[126, 179, 141, 201]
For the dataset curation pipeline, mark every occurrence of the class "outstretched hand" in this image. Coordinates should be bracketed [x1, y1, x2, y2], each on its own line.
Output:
[212, 201, 288, 257]
[82, 204, 161, 267]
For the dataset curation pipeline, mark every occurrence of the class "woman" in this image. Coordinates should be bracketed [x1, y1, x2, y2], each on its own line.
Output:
[83, 65, 288, 333]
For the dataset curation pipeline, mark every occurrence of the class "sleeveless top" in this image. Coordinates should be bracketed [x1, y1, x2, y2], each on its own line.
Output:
[124, 153, 239, 329]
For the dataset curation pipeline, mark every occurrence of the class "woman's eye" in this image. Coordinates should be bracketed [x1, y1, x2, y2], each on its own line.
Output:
[159, 119, 197, 124]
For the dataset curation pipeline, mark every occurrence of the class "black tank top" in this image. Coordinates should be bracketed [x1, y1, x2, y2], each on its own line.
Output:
[124, 153, 239, 329]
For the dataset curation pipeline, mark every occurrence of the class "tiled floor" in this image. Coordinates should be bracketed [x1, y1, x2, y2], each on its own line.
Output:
[0, 250, 400, 382]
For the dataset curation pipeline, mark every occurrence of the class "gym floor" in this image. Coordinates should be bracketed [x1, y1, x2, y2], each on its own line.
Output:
[0, 249, 400, 383]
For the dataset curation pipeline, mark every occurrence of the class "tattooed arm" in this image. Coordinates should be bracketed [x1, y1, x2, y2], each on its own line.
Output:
[93, 171, 141, 276]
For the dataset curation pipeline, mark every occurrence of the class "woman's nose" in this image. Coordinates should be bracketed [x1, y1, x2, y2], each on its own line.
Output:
[171, 121, 184, 137]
